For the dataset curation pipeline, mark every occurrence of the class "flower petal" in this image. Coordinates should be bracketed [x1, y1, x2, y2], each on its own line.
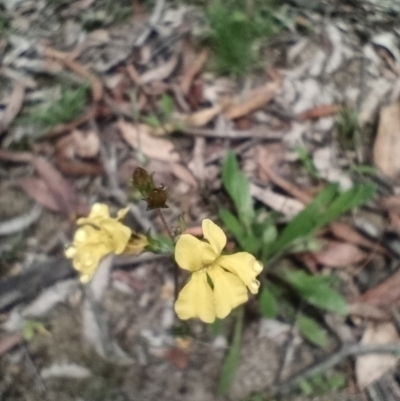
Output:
[174, 270, 216, 323]
[202, 219, 226, 255]
[175, 234, 216, 272]
[208, 265, 248, 319]
[101, 220, 132, 254]
[116, 206, 130, 220]
[89, 203, 110, 218]
[217, 253, 263, 293]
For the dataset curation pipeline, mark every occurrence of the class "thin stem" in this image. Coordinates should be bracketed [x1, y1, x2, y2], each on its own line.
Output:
[157, 208, 178, 300]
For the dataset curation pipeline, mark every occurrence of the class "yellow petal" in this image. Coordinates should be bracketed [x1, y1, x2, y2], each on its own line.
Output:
[123, 234, 148, 255]
[174, 270, 216, 323]
[101, 220, 132, 254]
[202, 219, 226, 255]
[116, 206, 130, 220]
[175, 234, 216, 272]
[208, 265, 248, 319]
[217, 253, 263, 288]
[89, 203, 110, 218]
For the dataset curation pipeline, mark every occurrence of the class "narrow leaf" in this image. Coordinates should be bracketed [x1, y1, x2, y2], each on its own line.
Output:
[217, 307, 243, 396]
[222, 151, 254, 228]
[298, 314, 328, 347]
[259, 287, 278, 318]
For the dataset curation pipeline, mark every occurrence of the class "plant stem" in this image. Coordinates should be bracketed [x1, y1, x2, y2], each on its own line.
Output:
[157, 208, 178, 300]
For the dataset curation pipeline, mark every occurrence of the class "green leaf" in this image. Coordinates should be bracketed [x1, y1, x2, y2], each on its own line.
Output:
[222, 151, 254, 229]
[297, 314, 328, 347]
[285, 271, 348, 315]
[217, 307, 243, 396]
[259, 287, 278, 318]
[271, 183, 375, 255]
[318, 183, 375, 227]
[159, 93, 175, 120]
[299, 379, 313, 395]
[144, 114, 160, 128]
[210, 318, 224, 338]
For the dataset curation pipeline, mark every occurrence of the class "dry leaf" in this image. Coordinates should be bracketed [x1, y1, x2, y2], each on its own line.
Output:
[31, 157, 77, 215]
[181, 48, 208, 95]
[163, 347, 189, 370]
[356, 323, 400, 389]
[71, 129, 100, 158]
[356, 269, 400, 307]
[0, 82, 25, 135]
[311, 240, 367, 268]
[373, 102, 400, 181]
[169, 162, 197, 188]
[0, 333, 22, 355]
[224, 81, 279, 120]
[19, 178, 60, 212]
[139, 53, 179, 85]
[0, 204, 42, 236]
[180, 104, 222, 127]
[299, 104, 341, 120]
[330, 222, 387, 254]
[250, 183, 304, 219]
[117, 120, 180, 162]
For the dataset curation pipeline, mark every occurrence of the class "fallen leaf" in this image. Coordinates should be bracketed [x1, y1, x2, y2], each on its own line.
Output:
[250, 183, 304, 219]
[139, 53, 179, 85]
[41, 363, 92, 379]
[31, 157, 77, 215]
[373, 102, 400, 181]
[0, 82, 25, 135]
[0, 204, 42, 236]
[169, 162, 198, 188]
[223, 81, 279, 120]
[299, 104, 341, 120]
[311, 240, 367, 268]
[19, 178, 60, 212]
[0, 149, 33, 163]
[71, 129, 100, 158]
[163, 346, 189, 370]
[0, 332, 22, 355]
[356, 268, 400, 307]
[180, 104, 222, 127]
[330, 222, 387, 255]
[55, 157, 103, 177]
[356, 323, 400, 389]
[117, 120, 180, 162]
[349, 303, 390, 321]
[181, 48, 209, 95]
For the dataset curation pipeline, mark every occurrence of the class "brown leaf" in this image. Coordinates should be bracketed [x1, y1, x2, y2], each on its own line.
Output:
[356, 323, 400, 389]
[223, 81, 279, 120]
[31, 157, 77, 215]
[299, 104, 342, 120]
[71, 129, 100, 158]
[311, 240, 367, 268]
[349, 303, 390, 321]
[0, 149, 33, 163]
[181, 48, 208, 95]
[0, 82, 25, 135]
[139, 53, 179, 85]
[163, 346, 189, 370]
[0, 332, 22, 355]
[117, 120, 180, 162]
[180, 104, 222, 128]
[169, 163, 198, 188]
[19, 178, 60, 212]
[55, 157, 103, 177]
[330, 222, 387, 255]
[373, 102, 400, 180]
[357, 268, 400, 307]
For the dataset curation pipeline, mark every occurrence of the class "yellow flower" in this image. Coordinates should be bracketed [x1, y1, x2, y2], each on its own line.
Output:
[174, 219, 263, 323]
[65, 203, 132, 283]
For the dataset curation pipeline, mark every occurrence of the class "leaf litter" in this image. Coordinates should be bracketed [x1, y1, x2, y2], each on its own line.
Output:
[2, 1, 400, 400]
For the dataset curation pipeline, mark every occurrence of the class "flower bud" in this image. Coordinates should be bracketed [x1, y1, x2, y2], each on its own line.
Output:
[146, 187, 168, 210]
[133, 167, 154, 195]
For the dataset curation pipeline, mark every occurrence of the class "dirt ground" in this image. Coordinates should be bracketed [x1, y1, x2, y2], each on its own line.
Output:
[2, 0, 400, 400]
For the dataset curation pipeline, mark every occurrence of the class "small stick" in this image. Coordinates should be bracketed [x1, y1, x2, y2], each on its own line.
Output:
[271, 343, 400, 396]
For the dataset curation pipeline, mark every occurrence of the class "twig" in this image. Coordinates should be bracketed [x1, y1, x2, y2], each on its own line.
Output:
[271, 343, 400, 396]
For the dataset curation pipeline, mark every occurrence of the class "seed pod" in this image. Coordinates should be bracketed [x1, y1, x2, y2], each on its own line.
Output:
[146, 187, 168, 210]
[133, 167, 154, 195]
